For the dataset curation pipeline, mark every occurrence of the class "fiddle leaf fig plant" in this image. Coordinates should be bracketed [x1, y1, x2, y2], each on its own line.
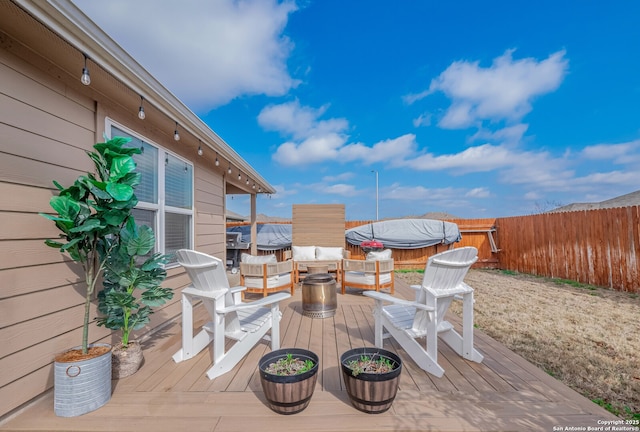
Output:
[97, 217, 173, 347]
[40, 137, 141, 355]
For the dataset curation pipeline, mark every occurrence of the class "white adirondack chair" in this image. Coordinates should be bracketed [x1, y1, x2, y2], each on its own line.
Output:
[363, 246, 483, 378]
[172, 249, 291, 379]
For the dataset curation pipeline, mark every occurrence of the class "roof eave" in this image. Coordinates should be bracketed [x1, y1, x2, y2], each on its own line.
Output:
[13, 0, 276, 195]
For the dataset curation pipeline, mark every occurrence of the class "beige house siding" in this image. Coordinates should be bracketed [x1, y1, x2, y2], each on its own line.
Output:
[0, 21, 226, 418]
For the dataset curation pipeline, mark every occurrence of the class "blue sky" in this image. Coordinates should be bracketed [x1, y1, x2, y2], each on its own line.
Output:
[72, 0, 640, 220]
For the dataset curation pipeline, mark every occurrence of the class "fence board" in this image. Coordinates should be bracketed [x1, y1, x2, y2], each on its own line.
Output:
[497, 207, 640, 292]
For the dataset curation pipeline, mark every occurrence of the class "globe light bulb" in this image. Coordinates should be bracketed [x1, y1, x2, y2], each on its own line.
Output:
[80, 54, 91, 85]
[81, 67, 90, 85]
[138, 106, 145, 120]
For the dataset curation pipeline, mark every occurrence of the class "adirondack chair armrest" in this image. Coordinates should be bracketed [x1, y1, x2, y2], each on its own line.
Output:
[182, 286, 226, 300]
[409, 284, 422, 291]
[220, 292, 291, 314]
[363, 291, 434, 310]
[431, 257, 478, 267]
[229, 286, 247, 294]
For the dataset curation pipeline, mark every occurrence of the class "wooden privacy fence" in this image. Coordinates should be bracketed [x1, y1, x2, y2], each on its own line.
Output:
[228, 207, 640, 292]
[227, 218, 500, 270]
[496, 206, 640, 293]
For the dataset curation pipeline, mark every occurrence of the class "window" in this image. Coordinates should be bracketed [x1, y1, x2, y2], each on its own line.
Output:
[108, 121, 193, 266]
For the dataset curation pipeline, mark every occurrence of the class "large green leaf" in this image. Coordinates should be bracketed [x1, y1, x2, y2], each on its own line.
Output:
[106, 182, 134, 201]
[126, 225, 155, 256]
[119, 172, 142, 188]
[103, 209, 129, 226]
[141, 287, 173, 306]
[44, 239, 64, 249]
[69, 217, 103, 233]
[59, 236, 82, 252]
[49, 195, 80, 219]
[109, 156, 136, 182]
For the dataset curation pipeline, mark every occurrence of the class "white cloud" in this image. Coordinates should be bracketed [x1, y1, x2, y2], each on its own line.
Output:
[266, 101, 416, 166]
[470, 124, 529, 146]
[381, 184, 458, 201]
[272, 133, 347, 165]
[412, 113, 432, 127]
[581, 140, 640, 164]
[338, 134, 418, 165]
[324, 184, 358, 196]
[258, 100, 348, 140]
[465, 188, 491, 198]
[322, 172, 355, 182]
[404, 143, 514, 173]
[524, 191, 542, 200]
[72, 0, 299, 112]
[407, 49, 569, 129]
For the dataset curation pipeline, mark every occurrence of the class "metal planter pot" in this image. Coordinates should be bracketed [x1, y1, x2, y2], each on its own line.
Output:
[53, 343, 112, 417]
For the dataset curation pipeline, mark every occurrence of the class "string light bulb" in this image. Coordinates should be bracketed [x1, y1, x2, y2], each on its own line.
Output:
[80, 54, 91, 85]
[197, 140, 203, 156]
[215, 153, 220, 166]
[228, 164, 232, 174]
[138, 96, 145, 120]
[174, 122, 180, 141]
[238, 172, 241, 180]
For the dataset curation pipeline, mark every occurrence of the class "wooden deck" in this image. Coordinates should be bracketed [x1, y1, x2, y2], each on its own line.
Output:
[1, 278, 616, 431]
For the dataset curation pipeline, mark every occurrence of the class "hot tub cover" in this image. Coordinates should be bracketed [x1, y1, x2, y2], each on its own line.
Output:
[227, 224, 292, 251]
[345, 219, 461, 249]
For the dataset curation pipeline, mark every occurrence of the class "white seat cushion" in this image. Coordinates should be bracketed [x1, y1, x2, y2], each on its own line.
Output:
[244, 273, 292, 289]
[344, 271, 392, 286]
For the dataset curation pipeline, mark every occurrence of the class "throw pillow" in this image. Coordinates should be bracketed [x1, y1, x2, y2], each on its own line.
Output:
[316, 246, 344, 260]
[291, 245, 316, 261]
[366, 249, 392, 261]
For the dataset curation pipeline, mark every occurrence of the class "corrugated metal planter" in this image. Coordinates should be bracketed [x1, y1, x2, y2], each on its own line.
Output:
[259, 348, 318, 415]
[341, 347, 402, 414]
[53, 343, 112, 417]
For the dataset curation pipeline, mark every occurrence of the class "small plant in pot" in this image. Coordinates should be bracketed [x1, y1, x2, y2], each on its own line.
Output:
[41, 136, 141, 416]
[97, 217, 173, 379]
[340, 347, 402, 414]
[258, 348, 319, 415]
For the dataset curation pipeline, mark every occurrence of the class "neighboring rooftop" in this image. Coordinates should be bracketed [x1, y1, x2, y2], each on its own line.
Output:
[549, 190, 640, 213]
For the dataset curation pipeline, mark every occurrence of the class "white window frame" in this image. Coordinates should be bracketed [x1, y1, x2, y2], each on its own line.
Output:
[106, 118, 194, 267]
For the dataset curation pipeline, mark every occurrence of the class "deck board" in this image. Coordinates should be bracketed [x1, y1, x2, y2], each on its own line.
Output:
[0, 278, 618, 431]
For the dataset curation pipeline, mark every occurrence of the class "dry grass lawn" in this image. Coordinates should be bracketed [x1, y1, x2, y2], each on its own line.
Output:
[396, 268, 640, 420]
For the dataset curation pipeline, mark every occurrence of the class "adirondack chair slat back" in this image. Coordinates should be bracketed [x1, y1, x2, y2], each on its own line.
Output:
[419, 247, 478, 297]
[176, 249, 230, 295]
[412, 247, 478, 332]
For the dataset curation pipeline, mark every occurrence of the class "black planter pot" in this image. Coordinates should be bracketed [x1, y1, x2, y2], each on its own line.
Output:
[340, 347, 402, 414]
[259, 348, 319, 415]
